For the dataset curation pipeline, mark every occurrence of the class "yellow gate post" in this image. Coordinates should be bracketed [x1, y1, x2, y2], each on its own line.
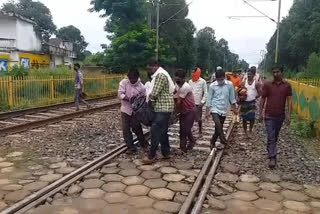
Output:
[103, 75, 106, 94]
[8, 76, 13, 107]
[50, 76, 54, 101]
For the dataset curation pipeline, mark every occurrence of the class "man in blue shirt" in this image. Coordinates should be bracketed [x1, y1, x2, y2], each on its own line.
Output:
[206, 69, 237, 149]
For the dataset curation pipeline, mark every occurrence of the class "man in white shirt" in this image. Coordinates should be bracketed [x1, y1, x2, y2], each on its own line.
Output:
[189, 68, 207, 134]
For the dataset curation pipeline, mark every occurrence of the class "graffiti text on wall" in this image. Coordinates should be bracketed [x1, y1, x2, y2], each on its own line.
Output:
[0, 59, 8, 72]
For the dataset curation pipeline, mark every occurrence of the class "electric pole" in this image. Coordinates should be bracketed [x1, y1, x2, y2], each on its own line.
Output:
[275, 0, 281, 64]
[156, 1, 160, 62]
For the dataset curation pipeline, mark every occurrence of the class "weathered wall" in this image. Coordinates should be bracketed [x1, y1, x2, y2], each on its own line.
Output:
[0, 16, 17, 39]
[289, 80, 320, 137]
[16, 19, 42, 52]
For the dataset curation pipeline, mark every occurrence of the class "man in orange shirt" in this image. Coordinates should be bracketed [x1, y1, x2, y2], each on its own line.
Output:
[226, 70, 242, 123]
[226, 70, 242, 88]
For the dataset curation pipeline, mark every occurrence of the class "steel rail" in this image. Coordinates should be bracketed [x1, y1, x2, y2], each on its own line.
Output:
[0, 100, 120, 137]
[179, 120, 235, 214]
[1, 132, 151, 214]
[0, 95, 116, 120]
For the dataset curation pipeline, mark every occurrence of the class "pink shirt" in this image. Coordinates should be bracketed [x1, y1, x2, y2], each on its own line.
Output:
[118, 79, 146, 116]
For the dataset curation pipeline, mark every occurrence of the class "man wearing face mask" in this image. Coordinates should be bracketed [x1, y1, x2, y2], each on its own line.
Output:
[143, 61, 175, 164]
[206, 69, 237, 149]
[174, 69, 196, 152]
[118, 68, 148, 154]
[189, 68, 207, 135]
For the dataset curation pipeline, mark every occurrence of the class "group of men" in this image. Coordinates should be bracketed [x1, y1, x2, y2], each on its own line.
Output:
[117, 62, 292, 169]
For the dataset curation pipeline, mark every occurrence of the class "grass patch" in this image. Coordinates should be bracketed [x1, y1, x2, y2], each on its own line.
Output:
[290, 113, 316, 138]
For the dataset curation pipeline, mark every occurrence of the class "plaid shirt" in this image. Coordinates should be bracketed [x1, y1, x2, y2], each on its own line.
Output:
[150, 73, 174, 112]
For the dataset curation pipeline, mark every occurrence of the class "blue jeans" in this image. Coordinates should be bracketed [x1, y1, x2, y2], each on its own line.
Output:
[75, 88, 81, 109]
[149, 112, 171, 159]
[265, 119, 284, 160]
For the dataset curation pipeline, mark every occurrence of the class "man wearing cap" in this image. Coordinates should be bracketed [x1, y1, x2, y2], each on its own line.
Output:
[210, 66, 223, 83]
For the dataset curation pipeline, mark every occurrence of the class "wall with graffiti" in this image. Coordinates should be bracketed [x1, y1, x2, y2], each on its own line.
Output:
[19, 53, 50, 69]
[0, 54, 10, 72]
[289, 80, 320, 136]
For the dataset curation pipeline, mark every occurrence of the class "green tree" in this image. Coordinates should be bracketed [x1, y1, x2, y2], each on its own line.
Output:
[104, 25, 158, 72]
[83, 52, 105, 66]
[195, 27, 216, 72]
[56, 25, 89, 61]
[90, 0, 146, 36]
[266, 0, 320, 73]
[1, 0, 56, 41]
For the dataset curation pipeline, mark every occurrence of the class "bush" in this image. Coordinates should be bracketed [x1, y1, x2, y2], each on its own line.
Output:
[291, 114, 315, 138]
[9, 65, 28, 77]
[304, 52, 320, 78]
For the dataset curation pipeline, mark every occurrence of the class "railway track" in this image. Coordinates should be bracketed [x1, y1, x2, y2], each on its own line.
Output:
[0, 111, 235, 214]
[0, 96, 120, 137]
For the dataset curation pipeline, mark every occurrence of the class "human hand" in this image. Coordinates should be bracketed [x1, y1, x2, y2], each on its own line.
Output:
[123, 96, 130, 102]
[285, 115, 291, 126]
[259, 112, 264, 123]
[205, 108, 210, 120]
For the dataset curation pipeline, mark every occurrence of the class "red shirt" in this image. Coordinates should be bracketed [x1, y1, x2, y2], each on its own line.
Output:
[262, 80, 292, 120]
[175, 83, 195, 114]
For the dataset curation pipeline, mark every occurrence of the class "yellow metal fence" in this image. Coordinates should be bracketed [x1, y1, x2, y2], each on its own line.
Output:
[0, 75, 124, 111]
[288, 79, 320, 137]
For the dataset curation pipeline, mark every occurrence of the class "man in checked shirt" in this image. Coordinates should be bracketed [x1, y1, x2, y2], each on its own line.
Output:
[143, 61, 175, 164]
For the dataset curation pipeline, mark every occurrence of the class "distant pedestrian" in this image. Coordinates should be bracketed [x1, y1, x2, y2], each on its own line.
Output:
[239, 68, 262, 139]
[189, 68, 207, 135]
[175, 69, 196, 152]
[143, 61, 175, 164]
[259, 65, 292, 169]
[74, 63, 90, 111]
[118, 68, 148, 154]
[226, 70, 242, 123]
[206, 69, 237, 150]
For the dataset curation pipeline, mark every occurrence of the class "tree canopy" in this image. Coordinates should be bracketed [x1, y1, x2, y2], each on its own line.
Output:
[265, 0, 320, 74]
[1, 0, 56, 41]
[90, 0, 249, 73]
[56, 26, 89, 61]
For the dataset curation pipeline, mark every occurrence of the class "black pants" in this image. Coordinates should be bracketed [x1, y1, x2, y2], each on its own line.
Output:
[121, 112, 147, 151]
[180, 111, 195, 150]
[149, 112, 171, 159]
[211, 113, 227, 145]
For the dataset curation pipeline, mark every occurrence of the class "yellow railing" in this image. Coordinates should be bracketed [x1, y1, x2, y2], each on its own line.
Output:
[291, 78, 320, 87]
[288, 79, 320, 137]
[0, 74, 124, 111]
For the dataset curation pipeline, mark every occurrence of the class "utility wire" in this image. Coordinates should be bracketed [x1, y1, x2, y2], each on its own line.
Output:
[242, 0, 276, 23]
[159, 0, 194, 27]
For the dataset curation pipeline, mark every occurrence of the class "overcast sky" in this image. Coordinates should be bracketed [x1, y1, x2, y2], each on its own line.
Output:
[0, 0, 293, 65]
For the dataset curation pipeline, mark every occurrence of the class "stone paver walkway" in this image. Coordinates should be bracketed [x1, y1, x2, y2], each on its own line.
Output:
[202, 163, 320, 214]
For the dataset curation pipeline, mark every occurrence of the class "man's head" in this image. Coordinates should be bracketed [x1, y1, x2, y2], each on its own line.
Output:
[215, 69, 225, 85]
[146, 61, 159, 75]
[175, 69, 186, 87]
[74, 63, 80, 71]
[216, 66, 223, 71]
[247, 69, 255, 81]
[127, 68, 140, 85]
[232, 70, 238, 76]
[250, 66, 257, 75]
[271, 65, 283, 81]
